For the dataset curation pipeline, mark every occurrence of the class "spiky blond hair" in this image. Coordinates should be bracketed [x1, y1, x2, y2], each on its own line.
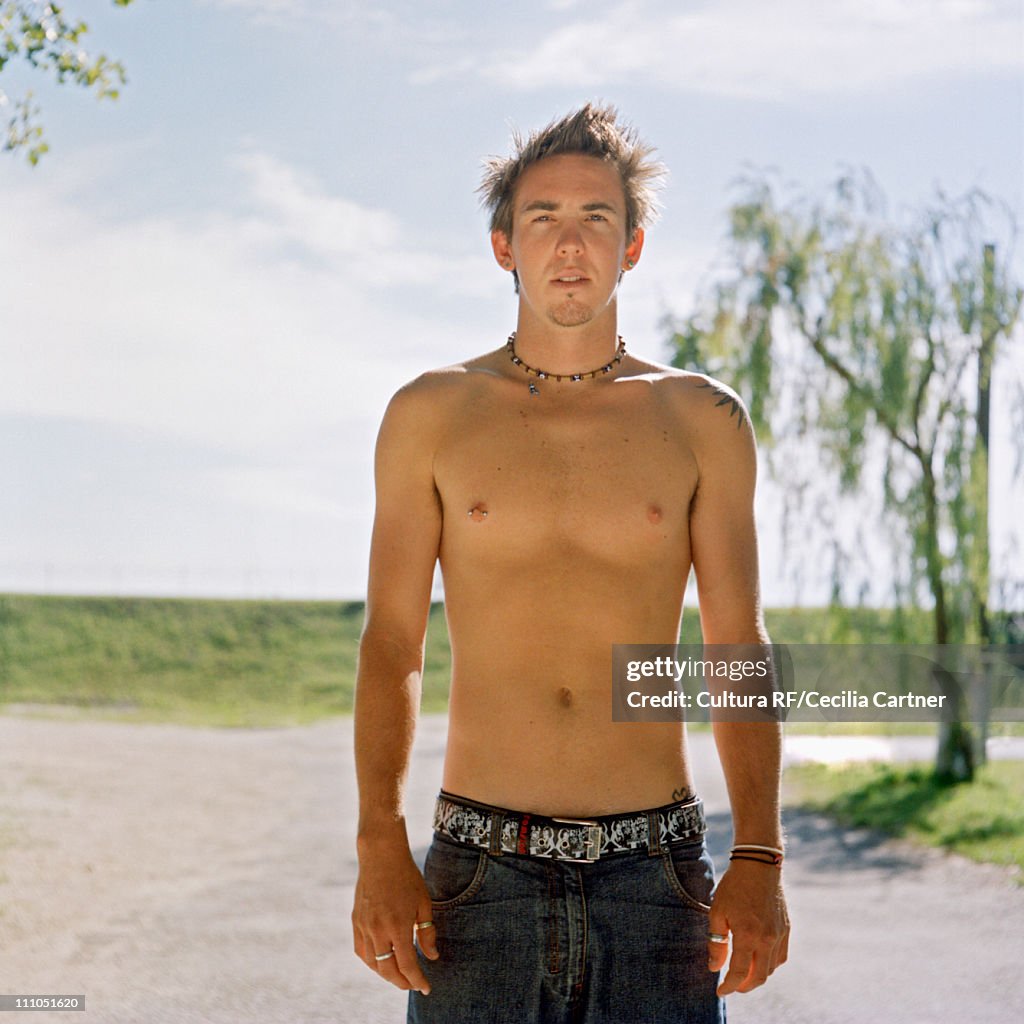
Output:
[479, 103, 666, 241]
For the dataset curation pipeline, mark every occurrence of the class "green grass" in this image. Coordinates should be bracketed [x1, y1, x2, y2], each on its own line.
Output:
[0, 594, 358, 725]
[0, 593, 1004, 727]
[786, 760, 1024, 880]
[0, 594, 456, 726]
[762, 605, 937, 644]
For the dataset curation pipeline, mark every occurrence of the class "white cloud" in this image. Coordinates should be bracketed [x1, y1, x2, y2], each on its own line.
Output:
[413, 0, 1022, 98]
[235, 151, 401, 256]
[229, 150, 497, 295]
[0, 149, 497, 454]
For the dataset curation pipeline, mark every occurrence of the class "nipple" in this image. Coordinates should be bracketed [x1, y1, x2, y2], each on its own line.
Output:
[467, 503, 489, 522]
[647, 505, 663, 525]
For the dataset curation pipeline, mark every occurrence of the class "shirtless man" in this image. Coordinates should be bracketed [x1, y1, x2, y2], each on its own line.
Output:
[352, 104, 789, 1023]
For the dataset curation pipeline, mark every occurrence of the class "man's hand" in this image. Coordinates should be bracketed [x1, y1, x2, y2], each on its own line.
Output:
[352, 837, 439, 995]
[706, 860, 789, 995]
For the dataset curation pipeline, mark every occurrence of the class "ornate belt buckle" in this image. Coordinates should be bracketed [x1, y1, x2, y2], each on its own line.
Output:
[552, 817, 603, 862]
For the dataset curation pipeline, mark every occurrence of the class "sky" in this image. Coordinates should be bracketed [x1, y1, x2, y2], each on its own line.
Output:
[1, 0, 1022, 605]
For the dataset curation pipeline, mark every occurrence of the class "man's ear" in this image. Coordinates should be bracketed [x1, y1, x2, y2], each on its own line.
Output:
[491, 230, 515, 271]
[623, 228, 645, 270]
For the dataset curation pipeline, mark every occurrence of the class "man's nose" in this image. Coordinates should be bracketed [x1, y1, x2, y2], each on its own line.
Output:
[556, 223, 583, 255]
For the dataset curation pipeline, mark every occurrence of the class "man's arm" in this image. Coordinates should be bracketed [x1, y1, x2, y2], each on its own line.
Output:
[687, 379, 790, 996]
[352, 380, 445, 995]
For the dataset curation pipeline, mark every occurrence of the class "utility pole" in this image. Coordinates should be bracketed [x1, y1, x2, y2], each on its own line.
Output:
[977, 242, 996, 647]
[973, 243, 997, 768]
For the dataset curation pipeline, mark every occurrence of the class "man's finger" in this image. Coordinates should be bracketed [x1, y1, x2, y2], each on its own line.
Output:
[354, 926, 382, 973]
[706, 929, 730, 972]
[773, 928, 790, 971]
[706, 911, 730, 973]
[716, 948, 753, 996]
[736, 949, 771, 993]
[393, 938, 432, 995]
[373, 945, 413, 991]
[415, 916, 440, 961]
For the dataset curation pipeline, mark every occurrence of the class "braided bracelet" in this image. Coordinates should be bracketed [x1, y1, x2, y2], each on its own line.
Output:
[730, 853, 783, 867]
[731, 844, 784, 867]
[731, 843, 784, 857]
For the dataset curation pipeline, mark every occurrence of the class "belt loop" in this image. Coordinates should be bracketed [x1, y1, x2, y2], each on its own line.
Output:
[489, 810, 505, 856]
[646, 810, 662, 856]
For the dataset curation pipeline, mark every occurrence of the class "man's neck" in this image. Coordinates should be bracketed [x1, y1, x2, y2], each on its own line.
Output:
[511, 311, 622, 378]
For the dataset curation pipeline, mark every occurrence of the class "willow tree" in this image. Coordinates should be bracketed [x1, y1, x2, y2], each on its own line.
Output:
[1, 0, 135, 164]
[668, 170, 1022, 782]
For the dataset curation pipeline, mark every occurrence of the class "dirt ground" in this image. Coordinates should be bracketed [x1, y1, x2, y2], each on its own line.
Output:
[0, 713, 435, 1023]
[1, 713, 1022, 1024]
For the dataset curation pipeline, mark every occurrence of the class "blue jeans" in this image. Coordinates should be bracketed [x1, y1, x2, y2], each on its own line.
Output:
[409, 816, 725, 1022]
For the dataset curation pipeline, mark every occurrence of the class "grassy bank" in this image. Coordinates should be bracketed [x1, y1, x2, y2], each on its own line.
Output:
[786, 760, 1024, 881]
[0, 592, 959, 727]
[0, 595, 450, 726]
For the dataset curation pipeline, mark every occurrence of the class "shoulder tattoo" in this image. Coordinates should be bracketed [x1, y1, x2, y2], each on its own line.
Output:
[696, 380, 747, 431]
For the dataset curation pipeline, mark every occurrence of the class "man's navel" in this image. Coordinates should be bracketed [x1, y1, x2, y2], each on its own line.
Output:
[558, 686, 574, 708]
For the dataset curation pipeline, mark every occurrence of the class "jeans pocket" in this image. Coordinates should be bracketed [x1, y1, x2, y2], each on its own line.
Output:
[424, 837, 489, 909]
[662, 840, 714, 914]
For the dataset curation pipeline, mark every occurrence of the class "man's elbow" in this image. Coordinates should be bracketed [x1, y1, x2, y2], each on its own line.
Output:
[358, 624, 425, 679]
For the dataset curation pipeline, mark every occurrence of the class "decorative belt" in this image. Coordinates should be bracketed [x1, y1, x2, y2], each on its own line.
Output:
[433, 791, 706, 863]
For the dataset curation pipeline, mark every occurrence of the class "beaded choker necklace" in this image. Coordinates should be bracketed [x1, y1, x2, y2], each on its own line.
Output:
[506, 331, 626, 396]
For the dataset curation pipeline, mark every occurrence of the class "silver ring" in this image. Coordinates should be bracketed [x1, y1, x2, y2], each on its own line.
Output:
[708, 933, 729, 944]
[415, 921, 434, 931]
[374, 950, 395, 962]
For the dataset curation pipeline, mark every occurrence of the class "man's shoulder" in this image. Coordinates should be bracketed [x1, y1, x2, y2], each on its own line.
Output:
[676, 372, 750, 436]
[380, 350, 502, 436]
[629, 359, 750, 433]
[392, 350, 501, 402]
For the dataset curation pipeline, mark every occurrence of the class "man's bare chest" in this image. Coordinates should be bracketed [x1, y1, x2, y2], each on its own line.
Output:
[433, 390, 699, 561]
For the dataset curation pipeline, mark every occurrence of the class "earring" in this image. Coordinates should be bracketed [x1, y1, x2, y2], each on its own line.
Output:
[626, 259, 635, 268]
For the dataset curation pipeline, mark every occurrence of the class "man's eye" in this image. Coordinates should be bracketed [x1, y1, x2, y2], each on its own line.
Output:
[587, 213, 607, 221]
[534, 215, 552, 222]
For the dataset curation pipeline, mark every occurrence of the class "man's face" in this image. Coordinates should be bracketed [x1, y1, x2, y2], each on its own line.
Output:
[492, 153, 643, 329]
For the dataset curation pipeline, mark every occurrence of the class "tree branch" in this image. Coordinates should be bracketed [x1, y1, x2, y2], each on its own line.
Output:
[804, 320, 924, 463]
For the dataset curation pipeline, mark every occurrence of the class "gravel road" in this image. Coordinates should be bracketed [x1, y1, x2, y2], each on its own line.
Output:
[0, 714, 1021, 1023]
